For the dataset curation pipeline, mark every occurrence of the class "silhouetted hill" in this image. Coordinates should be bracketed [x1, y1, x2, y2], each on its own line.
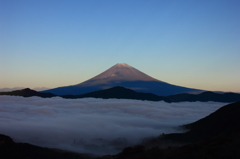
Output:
[0, 88, 56, 98]
[167, 91, 240, 103]
[157, 102, 240, 143]
[0, 134, 93, 159]
[62, 86, 165, 101]
[184, 101, 240, 137]
[99, 102, 240, 159]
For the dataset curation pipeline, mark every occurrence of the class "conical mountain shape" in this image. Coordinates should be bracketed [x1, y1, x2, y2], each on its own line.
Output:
[79, 63, 163, 87]
[43, 63, 202, 96]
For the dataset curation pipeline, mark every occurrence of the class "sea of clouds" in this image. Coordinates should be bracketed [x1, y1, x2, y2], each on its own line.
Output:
[0, 96, 226, 155]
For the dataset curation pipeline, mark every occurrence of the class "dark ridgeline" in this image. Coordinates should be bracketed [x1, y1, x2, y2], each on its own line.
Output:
[58, 87, 240, 103]
[0, 88, 56, 98]
[166, 91, 240, 103]
[1, 87, 240, 103]
[67, 87, 240, 103]
[62, 86, 165, 101]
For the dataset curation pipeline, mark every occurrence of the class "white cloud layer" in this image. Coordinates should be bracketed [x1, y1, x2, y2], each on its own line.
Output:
[0, 96, 226, 155]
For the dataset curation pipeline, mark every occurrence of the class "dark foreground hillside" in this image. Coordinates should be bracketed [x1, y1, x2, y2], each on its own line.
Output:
[99, 133, 240, 159]
[0, 134, 93, 159]
[99, 102, 240, 159]
[160, 101, 240, 143]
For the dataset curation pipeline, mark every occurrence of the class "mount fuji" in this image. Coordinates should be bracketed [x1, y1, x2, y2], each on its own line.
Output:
[42, 63, 203, 96]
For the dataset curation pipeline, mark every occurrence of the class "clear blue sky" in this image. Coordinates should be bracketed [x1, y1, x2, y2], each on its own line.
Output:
[1, 0, 240, 92]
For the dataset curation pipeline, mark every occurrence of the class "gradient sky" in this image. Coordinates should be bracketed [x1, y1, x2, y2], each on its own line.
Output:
[1, 0, 240, 92]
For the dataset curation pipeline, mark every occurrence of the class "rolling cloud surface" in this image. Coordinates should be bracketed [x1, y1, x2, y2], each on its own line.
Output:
[0, 96, 226, 155]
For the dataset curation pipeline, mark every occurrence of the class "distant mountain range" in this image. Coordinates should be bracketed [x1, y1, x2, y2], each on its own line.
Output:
[41, 63, 203, 96]
[1, 87, 240, 103]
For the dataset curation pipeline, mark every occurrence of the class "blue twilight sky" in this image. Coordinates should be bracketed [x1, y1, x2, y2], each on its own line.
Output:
[0, 0, 240, 92]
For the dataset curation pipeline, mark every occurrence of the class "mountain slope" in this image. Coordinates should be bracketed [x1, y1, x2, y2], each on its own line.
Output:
[43, 63, 202, 96]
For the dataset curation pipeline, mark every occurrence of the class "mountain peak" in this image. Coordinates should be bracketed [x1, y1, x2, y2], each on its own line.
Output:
[112, 63, 133, 69]
[79, 63, 162, 86]
[115, 63, 131, 67]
